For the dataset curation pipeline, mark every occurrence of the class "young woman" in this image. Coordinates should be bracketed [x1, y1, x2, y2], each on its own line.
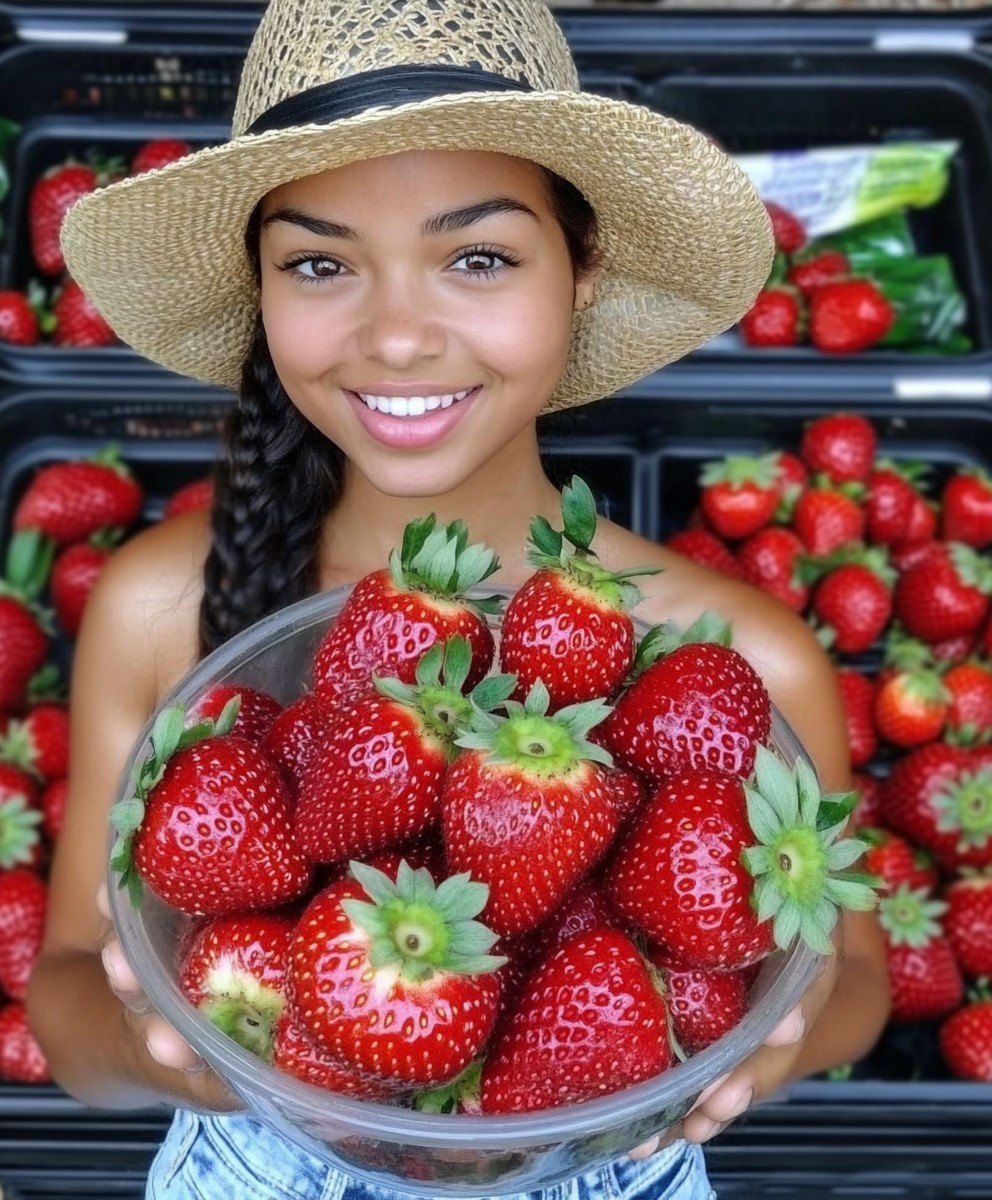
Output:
[26, 1, 890, 1197]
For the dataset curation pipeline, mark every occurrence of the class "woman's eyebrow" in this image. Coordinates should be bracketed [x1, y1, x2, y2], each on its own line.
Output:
[261, 196, 539, 240]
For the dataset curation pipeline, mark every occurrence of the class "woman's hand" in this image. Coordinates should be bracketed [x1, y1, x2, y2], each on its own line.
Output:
[97, 883, 244, 1115]
[629, 942, 841, 1160]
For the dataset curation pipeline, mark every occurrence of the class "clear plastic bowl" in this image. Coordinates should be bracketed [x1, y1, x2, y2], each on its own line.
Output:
[109, 584, 821, 1197]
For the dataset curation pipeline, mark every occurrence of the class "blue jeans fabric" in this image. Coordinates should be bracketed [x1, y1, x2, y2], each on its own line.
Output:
[146, 1110, 716, 1200]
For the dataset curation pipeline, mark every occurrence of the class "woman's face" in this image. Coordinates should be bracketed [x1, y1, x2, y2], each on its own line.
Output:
[258, 149, 596, 497]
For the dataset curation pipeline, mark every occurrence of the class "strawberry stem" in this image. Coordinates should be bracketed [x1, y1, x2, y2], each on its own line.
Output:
[388, 515, 503, 618]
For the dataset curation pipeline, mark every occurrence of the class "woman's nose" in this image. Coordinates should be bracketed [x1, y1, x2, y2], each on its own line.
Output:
[356, 278, 445, 368]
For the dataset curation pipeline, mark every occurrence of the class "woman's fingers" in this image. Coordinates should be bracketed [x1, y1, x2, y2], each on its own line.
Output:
[144, 1015, 205, 1072]
[762, 1003, 806, 1048]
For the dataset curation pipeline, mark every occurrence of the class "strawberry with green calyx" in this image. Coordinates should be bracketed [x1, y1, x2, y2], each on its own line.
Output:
[739, 286, 805, 348]
[879, 885, 963, 1022]
[792, 478, 866, 557]
[874, 665, 950, 748]
[942, 468, 992, 549]
[866, 461, 930, 546]
[479, 928, 675, 1114]
[179, 914, 294, 1060]
[111, 695, 311, 913]
[800, 413, 878, 485]
[858, 827, 938, 896]
[288, 861, 506, 1088]
[0, 531, 54, 711]
[414, 1058, 485, 1115]
[610, 747, 879, 970]
[444, 680, 617, 938]
[314, 514, 501, 702]
[894, 543, 992, 645]
[500, 476, 661, 708]
[24, 663, 67, 707]
[28, 155, 127, 276]
[0, 704, 68, 782]
[0, 763, 43, 870]
[943, 662, 992, 747]
[186, 683, 283, 746]
[295, 636, 516, 864]
[737, 527, 809, 612]
[13, 444, 143, 546]
[698, 453, 780, 540]
[939, 983, 992, 1081]
[805, 545, 896, 655]
[600, 612, 770, 784]
[809, 279, 895, 355]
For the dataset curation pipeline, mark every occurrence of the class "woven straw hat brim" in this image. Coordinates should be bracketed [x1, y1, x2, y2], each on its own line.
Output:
[60, 89, 774, 411]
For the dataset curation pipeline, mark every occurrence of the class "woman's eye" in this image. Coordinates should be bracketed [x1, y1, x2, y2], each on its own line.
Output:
[452, 249, 517, 277]
[284, 256, 343, 285]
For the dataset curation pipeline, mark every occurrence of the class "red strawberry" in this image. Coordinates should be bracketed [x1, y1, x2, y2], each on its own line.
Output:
[187, 684, 282, 745]
[939, 991, 992, 1081]
[800, 414, 877, 485]
[942, 469, 992, 549]
[932, 634, 977, 664]
[14, 447, 143, 545]
[260, 691, 336, 797]
[764, 202, 807, 255]
[943, 871, 992, 978]
[29, 159, 123, 276]
[837, 669, 877, 769]
[865, 465, 923, 546]
[809, 280, 894, 354]
[0, 532, 53, 711]
[41, 777, 67, 843]
[773, 451, 810, 504]
[272, 1010, 402, 1098]
[51, 278, 118, 347]
[179, 913, 294, 1058]
[0, 704, 69, 782]
[131, 139, 192, 175]
[313, 514, 499, 702]
[880, 743, 992, 872]
[905, 491, 939, 542]
[739, 287, 803, 348]
[607, 747, 878, 971]
[891, 538, 941, 574]
[0, 290, 40, 346]
[810, 550, 894, 655]
[0, 1003, 51, 1083]
[358, 835, 448, 884]
[500, 477, 659, 707]
[879, 886, 963, 1022]
[0, 868, 47, 1000]
[599, 614, 771, 785]
[664, 529, 744, 580]
[874, 669, 950, 748]
[850, 772, 883, 828]
[110, 699, 311, 915]
[788, 250, 849, 297]
[51, 542, 112, 637]
[298, 637, 513, 864]
[288, 862, 505, 1088]
[698, 454, 780, 540]
[479, 929, 674, 1113]
[944, 662, 992, 745]
[656, 959, 749, 1054]
[443, 682, 617, 938]
[894, 543, 992, 644]
[792, 483, 865, 557]
[164, 477, 214, 520]
[738, 527, 808, 612]
[0, 763, 43, 870]
[859, 827, 938, 895]
[525, 876, 619, 965]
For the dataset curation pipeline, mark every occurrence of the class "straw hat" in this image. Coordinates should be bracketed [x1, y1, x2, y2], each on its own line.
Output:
[60, 0, 774, 412]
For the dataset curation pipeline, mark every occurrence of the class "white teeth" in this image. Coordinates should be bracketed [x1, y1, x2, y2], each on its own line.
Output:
[356, 388, 476, 417]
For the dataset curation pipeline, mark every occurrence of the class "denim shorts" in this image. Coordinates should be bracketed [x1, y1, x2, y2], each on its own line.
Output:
[146, 1109, 717, 1200]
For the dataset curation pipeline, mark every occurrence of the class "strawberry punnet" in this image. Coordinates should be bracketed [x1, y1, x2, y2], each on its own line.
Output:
[599, 613, 771, 784]
[943, 870, 992, 978]
[179, 913, 294, 1059]
[314, 514, 501, 702]
[0, 763, 43, 870]
[939, 986, 992, 1081]
[13, 446, 143, 546]
[288, 861, 505, 1088]
[608, 748, 879, 971]
[894, 542, 992, 644]
[444, 681, 616, 938]
[110, 696, 311, 914]
[0, 531, 53, 711]
[500, 476, 660, 707]
[879, 885, 963, 1022]
[296, 636, 515, 864]
[698, 454, 781, 541]
[479, 928, 675, 1114]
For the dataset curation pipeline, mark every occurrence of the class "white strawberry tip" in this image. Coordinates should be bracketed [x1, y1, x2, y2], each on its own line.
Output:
[739, 746, 883, 957]
[199, 966, 286, 1060]
[343, 859, 507, 984]
[109, 695, 243, 907]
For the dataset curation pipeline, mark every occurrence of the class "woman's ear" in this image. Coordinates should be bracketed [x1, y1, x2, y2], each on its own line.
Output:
[573, 264, 606, 314]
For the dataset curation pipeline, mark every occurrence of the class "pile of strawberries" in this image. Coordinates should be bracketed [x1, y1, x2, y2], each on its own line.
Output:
[667, 411, 992, 1082]
[0, 138, 195, 349]
[740, 202, 896, 355]
[106, 478, 877, 1115]
[0, 446, 213, 1083]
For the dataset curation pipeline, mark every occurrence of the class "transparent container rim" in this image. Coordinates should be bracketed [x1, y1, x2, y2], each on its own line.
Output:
[109, 583, 823, 1149]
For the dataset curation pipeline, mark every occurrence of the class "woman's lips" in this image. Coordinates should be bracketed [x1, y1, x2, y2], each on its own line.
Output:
[346, 386, 480, 450]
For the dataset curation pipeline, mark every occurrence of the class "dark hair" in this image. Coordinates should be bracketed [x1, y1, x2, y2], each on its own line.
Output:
[198, 166, 601, 659]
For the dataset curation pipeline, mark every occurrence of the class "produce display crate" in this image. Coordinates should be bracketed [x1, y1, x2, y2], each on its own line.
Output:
[1, 0, 992, 1197]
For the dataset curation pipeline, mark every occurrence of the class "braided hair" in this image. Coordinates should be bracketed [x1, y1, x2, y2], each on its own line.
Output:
[198, 168, 602, 660]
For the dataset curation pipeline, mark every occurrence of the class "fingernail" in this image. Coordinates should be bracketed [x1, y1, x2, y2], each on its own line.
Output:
[728, 1088, 753, 1120]
[692, 1117, 726, 1143]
